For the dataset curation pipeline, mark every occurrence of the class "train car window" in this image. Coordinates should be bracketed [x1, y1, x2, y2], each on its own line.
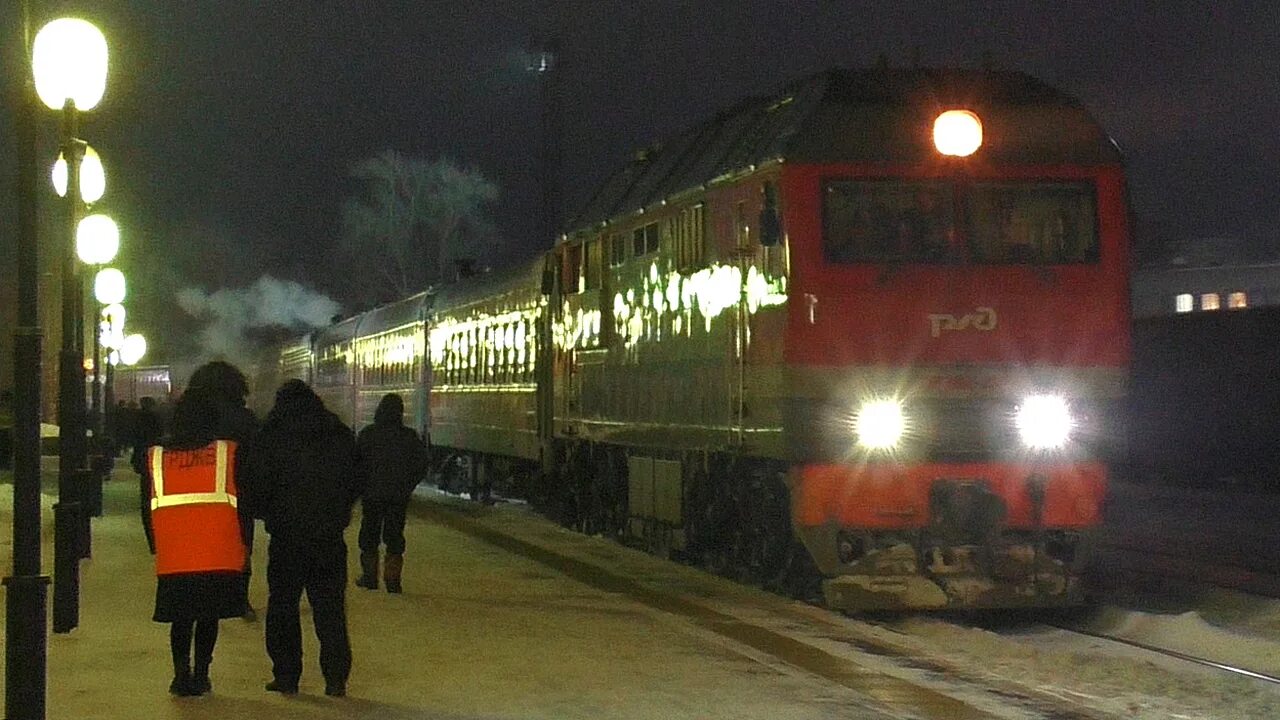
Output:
[633, 222, 659, 256]
[675, 203, 706, 270]
[583, 239, 603, 290]
[1200, 293, 1220, 311]
[1175, 293, 1193, 313]
[823, 180, 956, 264]
[735, 201, 751, 250]
[562, 244, 582, 294]
[609, 234, 628, 267]
[967, 182, 1098, 265]
[1228, 291, 1248, 309]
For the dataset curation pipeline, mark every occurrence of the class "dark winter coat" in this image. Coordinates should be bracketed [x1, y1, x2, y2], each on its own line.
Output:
[244, 381, 362, 542]
[356, 394, 429, 503]
[130, 404, 165, 475]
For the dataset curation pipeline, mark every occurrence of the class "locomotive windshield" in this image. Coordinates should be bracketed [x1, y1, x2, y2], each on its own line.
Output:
[823, 180, 1098, 265]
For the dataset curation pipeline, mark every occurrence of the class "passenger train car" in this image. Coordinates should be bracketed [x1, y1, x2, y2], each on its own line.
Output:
[280, 67, 1131, 611]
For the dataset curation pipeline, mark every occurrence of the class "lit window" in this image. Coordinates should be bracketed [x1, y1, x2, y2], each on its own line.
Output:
[1228, 291, 1248, 309]
[1200, 293, 1220, 311]
[1175, 294, 1193, 313]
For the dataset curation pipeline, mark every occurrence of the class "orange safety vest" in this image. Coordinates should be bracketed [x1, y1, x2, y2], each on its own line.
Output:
[149, 440, 246, 576]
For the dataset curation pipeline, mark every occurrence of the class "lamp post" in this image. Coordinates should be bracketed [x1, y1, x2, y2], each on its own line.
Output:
[101, 302, 126, 443]
[527, 37, 562, 247]
[87, 264, 123, 518]
[5, 3, 50, 718]
[100, 303, 125, 443]
[32, 15, 109, 636]
[78, 216, 119, 440]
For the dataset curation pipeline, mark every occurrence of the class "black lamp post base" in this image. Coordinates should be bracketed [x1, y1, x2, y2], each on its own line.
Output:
[3, 573, 50, 720]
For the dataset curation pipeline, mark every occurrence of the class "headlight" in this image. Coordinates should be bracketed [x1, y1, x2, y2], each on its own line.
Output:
[1015, 394, 1073, 450]
[855, 398, 908, 451]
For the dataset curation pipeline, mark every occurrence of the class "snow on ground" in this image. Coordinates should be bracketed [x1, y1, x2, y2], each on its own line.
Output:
[5, 463, 1280, 718]
[891, 610, 1280, 720]
[436, 484, 1280, 720]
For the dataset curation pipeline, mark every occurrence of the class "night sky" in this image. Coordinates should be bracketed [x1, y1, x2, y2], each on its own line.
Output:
[3, 1, 1278, 361]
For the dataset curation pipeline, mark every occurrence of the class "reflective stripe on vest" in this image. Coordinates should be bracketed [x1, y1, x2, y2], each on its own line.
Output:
[150, 441, 238, 511]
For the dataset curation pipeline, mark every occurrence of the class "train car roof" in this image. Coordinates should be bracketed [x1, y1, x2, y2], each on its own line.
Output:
[354, 290, 430, 338]
[430, 255, 545, 315]
[313, 314, 362, 348]
[569, 66, 1122, 230]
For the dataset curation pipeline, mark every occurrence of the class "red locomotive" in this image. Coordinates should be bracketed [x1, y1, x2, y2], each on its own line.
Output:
[291, 67, 1130, 611]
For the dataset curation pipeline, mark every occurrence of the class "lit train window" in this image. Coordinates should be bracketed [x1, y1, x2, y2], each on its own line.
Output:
[1228, 291, 1247, 309]
[823, 180, 955, 263]
[967, 182, 1097, 264]
[1175, 293, 1193, 313]
[1201, 293, 1220, 311]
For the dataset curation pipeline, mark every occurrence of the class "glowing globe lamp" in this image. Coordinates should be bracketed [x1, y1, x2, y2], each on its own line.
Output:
[120, 334, 147, 366]
[93, 267, 126, 305]
[53, 145, 106, 203]
[32, 18, 109, 111]
[76, 213, 119, 264]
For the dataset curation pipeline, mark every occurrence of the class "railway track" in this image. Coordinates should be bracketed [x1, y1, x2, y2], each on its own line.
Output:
[415, 491, 1130, 720]
[1049, 622, 1280, 686]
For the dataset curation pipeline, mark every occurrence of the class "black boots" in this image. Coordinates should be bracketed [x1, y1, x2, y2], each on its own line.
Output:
[356, 552, 379, 590]
[191, 660, 212, 695]
[384, 553, 404, 593]
[169, 665, 210, 697]
[357, 550, 403, 593]
[169, 668, 192, 696]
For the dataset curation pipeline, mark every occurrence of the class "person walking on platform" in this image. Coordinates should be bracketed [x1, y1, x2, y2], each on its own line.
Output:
[132, 395, 166, 553]
[186, 361, 262, 621]
[247, 380, 362, 698]
[140, 389, 249, 697]
[354, 393, 428, 593]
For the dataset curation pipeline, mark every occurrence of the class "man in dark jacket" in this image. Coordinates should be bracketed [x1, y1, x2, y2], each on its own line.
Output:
[354, 393, 428, 593]
[132, 396, 166, 553]
[245, 380, 362, 698]
[186, 361, 262, 620]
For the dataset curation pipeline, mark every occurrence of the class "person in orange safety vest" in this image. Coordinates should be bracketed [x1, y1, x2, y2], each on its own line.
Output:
[141, 388, 249, 697]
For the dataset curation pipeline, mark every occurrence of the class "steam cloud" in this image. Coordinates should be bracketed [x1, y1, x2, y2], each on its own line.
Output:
[177, 275, 340, 368]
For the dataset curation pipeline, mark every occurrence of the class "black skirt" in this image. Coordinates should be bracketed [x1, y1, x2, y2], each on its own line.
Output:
[153, 571, 246, 623]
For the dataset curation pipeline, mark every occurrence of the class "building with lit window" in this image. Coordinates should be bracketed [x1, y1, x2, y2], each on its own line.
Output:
[1130, 238, 1280, 318]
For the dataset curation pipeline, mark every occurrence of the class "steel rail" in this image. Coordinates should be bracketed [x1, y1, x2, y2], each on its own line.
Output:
[1053, 624, 1280, 686]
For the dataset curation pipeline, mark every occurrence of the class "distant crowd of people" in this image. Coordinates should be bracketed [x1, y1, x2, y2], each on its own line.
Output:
[133, 361, 430, 699]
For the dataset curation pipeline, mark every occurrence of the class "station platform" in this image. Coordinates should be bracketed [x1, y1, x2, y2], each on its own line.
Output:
[0, 462, 926, 720]
[7, 458, 1278, 719]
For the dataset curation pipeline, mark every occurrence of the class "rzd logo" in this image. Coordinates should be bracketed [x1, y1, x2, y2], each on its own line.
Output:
[927, 307, 997, 338]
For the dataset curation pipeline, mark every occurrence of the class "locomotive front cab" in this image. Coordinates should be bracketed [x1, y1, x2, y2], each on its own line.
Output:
[781, 93, 1131, 610]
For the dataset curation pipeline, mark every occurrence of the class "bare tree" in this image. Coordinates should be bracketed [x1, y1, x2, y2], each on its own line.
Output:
[340, 151, 498, 303]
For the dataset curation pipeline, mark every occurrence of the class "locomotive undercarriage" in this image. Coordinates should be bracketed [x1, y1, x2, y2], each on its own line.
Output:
[817, 526, 1090, 611]
[503, 442, 824, 599]
[439, 442, 1091, 611]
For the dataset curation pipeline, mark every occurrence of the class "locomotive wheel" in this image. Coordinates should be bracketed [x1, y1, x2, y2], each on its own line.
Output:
[593, 448, 627, 537]
[682, 465, 735, 575]
[437, 454, 466, 495]
[749, 472, 794, 590]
